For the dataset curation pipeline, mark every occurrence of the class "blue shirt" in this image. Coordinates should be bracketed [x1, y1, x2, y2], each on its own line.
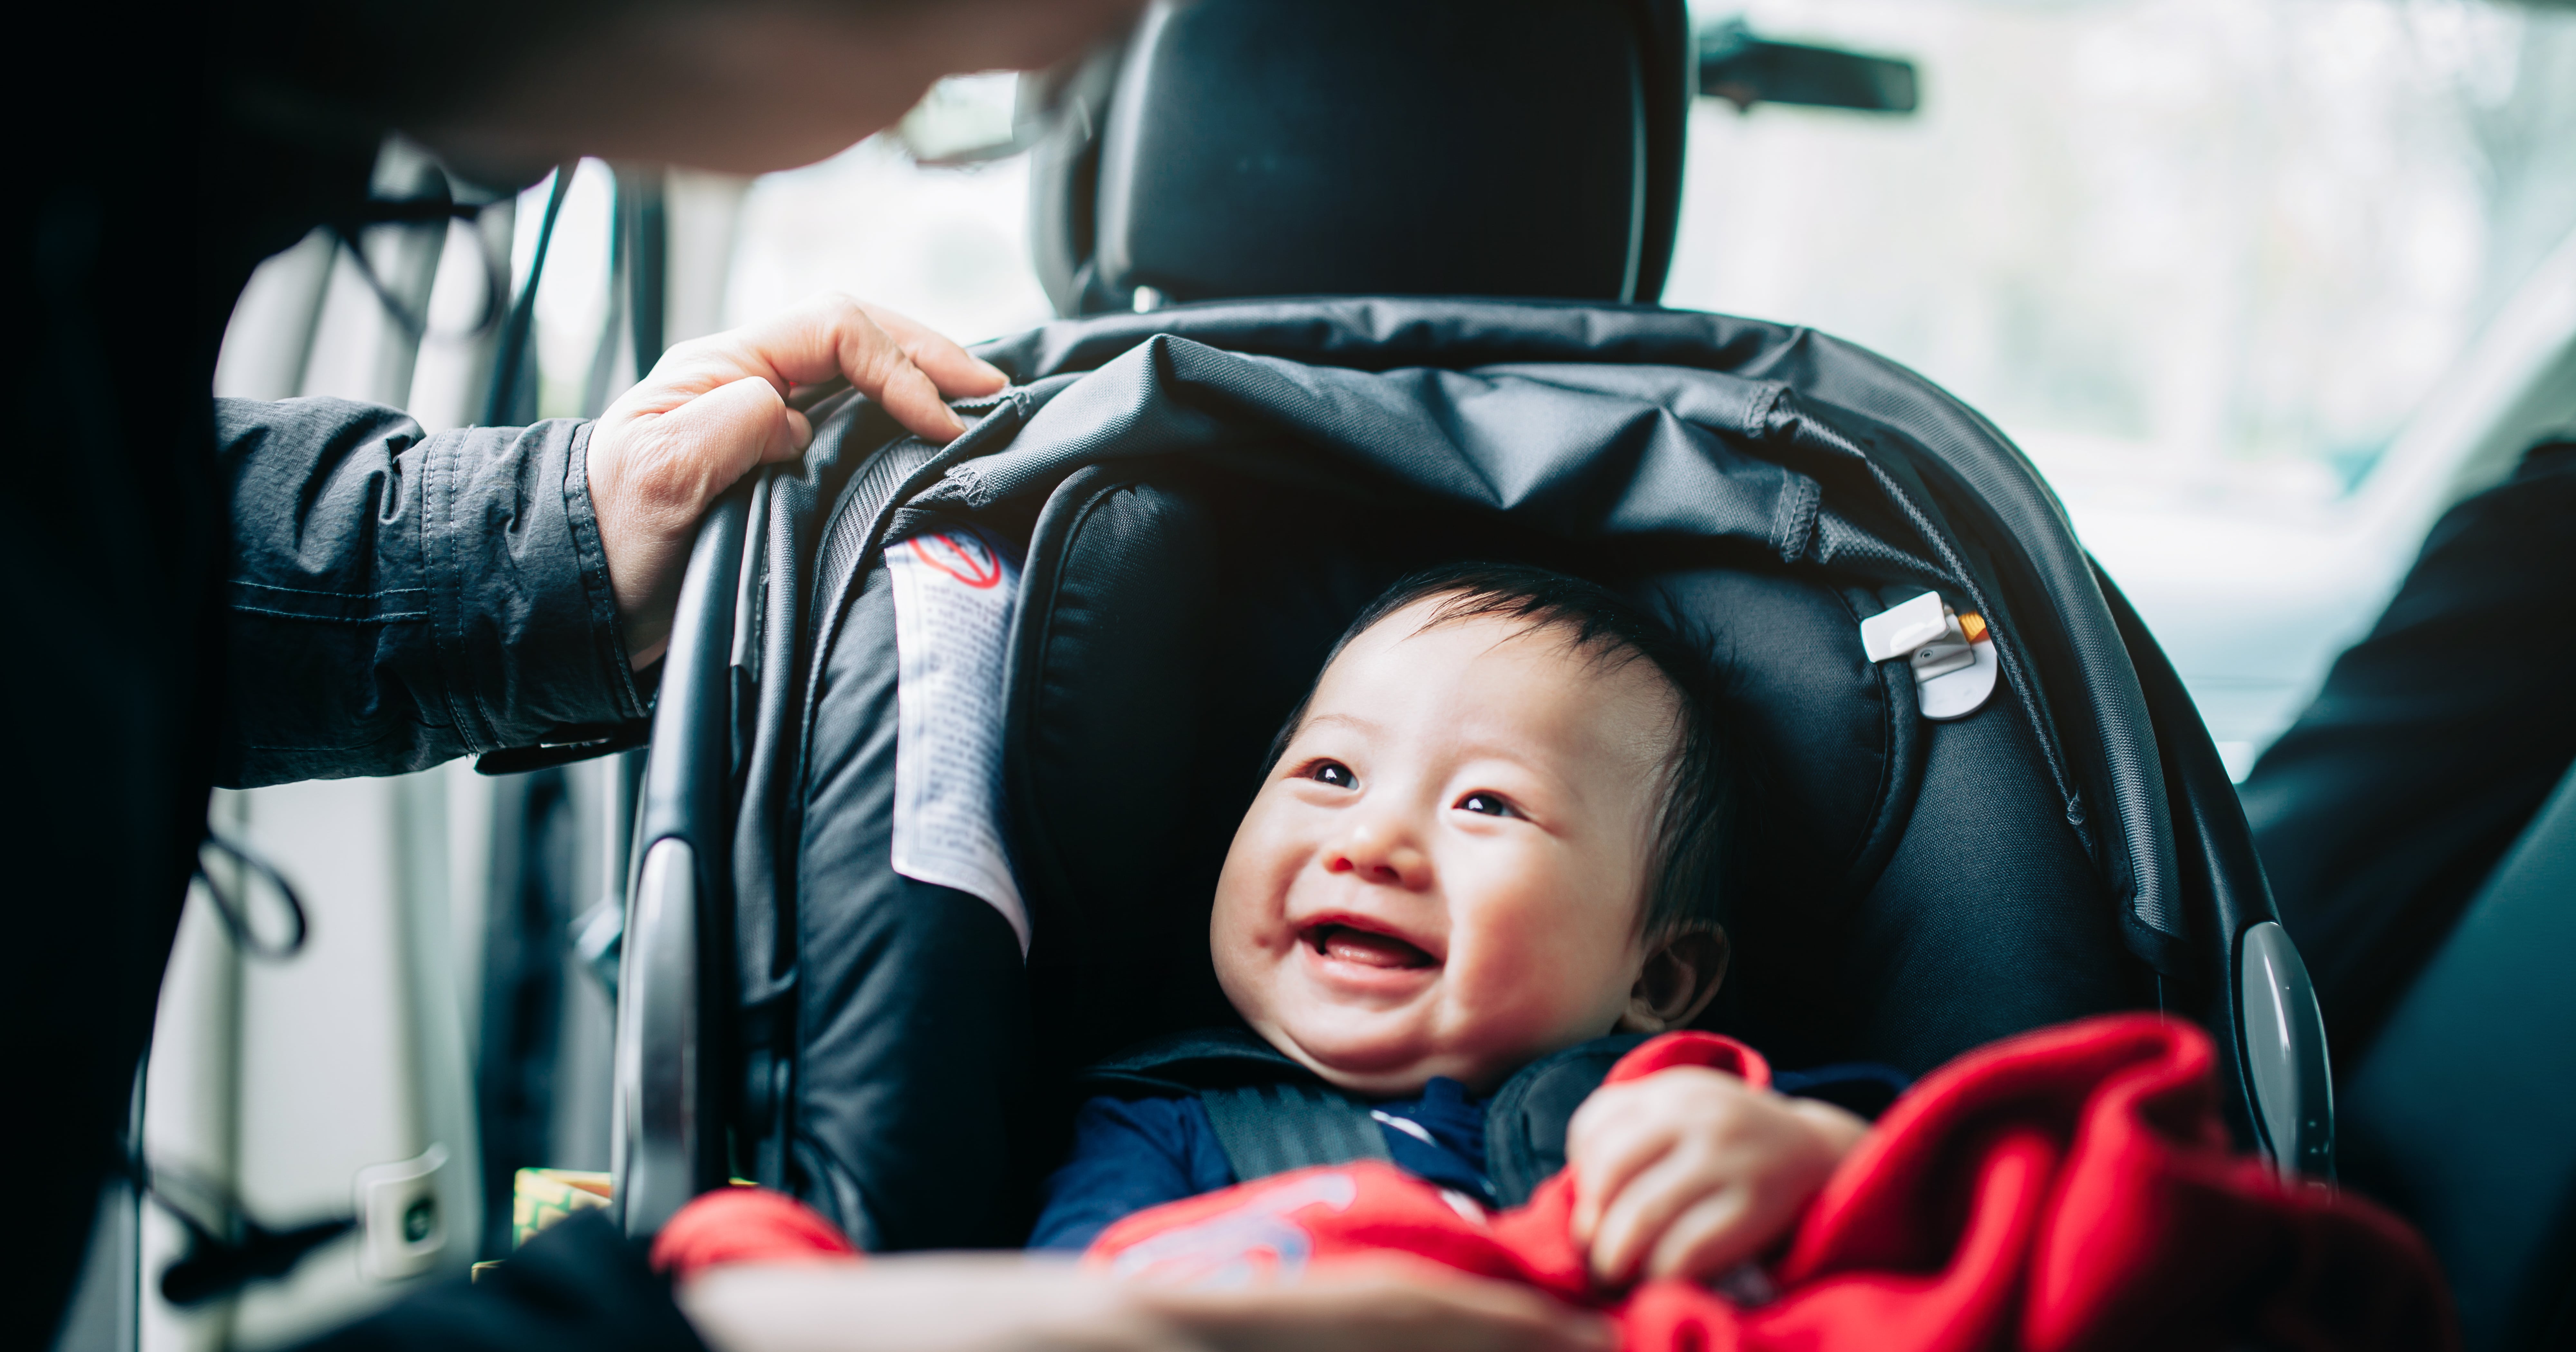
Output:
[1026, 1063, 1910, 1251]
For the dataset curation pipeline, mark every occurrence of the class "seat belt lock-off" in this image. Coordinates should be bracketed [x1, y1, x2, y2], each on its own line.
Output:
[1859, 591, 1999, 721]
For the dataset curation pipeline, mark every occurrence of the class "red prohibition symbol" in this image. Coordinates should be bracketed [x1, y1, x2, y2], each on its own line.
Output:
[910, 532, 1005, 589]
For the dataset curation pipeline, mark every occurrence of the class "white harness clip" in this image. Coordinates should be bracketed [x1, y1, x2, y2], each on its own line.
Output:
[1859, 591, 2000, 721]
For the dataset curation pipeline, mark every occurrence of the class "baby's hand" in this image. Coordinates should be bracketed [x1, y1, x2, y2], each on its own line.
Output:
[1565, 1067, 1866, 1288]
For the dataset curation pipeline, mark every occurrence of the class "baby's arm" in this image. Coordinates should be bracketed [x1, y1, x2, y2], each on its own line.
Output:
[1029, 1096, 1232, 1251]
[1564, 1068, 1867, 1286]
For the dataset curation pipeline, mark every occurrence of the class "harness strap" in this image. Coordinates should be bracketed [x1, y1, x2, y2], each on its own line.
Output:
[1199, 1082, 1390, 1182]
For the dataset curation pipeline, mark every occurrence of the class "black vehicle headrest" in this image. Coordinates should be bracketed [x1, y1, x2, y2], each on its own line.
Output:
[1030, 0, 1691, 316]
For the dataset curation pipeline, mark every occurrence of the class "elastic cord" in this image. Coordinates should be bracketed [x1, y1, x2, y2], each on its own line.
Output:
[194, 830, 308, 960]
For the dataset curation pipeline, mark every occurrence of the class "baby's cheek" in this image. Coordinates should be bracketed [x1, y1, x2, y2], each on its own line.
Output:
[1455, 922, 1630, 1044]
[1209, 881, 1283, 1011]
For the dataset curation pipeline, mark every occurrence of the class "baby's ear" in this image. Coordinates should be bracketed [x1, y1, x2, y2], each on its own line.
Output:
[1618, 926, 1729, 1034]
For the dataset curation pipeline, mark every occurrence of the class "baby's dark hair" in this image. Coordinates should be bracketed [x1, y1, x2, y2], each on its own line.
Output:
[1270, 562, 1733, 941]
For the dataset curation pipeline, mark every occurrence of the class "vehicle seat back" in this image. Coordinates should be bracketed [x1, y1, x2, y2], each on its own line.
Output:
[2340, 759, 2576, 1352]
[1030, 0, 1691, 314]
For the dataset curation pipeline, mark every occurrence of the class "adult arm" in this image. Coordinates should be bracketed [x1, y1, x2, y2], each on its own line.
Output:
[2240, 438, 2576, 1059]
[288, 1212, 1611, 1352]
[216, 294, 1003, 787]
[681, 1254, 1616, 1352]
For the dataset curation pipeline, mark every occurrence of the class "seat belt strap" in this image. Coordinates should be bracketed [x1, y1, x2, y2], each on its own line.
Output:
[1198, 1082, 1390, 1182]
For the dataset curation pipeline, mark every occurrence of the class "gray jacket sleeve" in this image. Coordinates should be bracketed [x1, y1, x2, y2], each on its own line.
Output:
[214, 396, 647, 788]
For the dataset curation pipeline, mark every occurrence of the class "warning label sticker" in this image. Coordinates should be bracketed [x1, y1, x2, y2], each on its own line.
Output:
[884, 528, 1029, 954]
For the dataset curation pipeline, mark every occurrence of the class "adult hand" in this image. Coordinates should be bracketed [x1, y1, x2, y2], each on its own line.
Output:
[586, 292, 1008, 667]
[678, 1254, 1615, 1352]
[1566, 1067, 1865, 1286]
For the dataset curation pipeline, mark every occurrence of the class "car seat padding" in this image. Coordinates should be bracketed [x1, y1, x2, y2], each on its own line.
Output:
[1075, 1026, 1652, 1210]
[1766, 680, 2137, 1073]
[996, 457, 2133, 1083]
[790, 565, 1036, 1249]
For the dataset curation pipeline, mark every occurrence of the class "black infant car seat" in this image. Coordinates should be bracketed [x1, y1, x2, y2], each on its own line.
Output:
[603, 0, 2332, 1251]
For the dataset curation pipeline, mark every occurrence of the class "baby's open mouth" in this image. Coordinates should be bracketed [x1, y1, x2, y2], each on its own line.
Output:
[1305, 922, 1436, 969]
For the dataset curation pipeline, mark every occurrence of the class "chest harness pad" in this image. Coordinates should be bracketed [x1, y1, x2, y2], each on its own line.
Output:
[1078, 1027, 1653, 1207]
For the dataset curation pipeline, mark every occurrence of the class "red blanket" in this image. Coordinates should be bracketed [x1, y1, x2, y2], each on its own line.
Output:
[1086, 1016, 2453, 1352]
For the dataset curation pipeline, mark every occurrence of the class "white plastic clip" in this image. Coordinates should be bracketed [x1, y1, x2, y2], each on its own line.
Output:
[1858, 591, 1999, 721]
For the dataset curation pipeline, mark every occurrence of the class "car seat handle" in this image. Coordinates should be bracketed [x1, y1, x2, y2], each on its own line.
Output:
[615, 836, 702, 1238]
[2096, 563, 2334, 1175]
[614, 486, 752, 1236]
[2237, 919, 2334, 1177]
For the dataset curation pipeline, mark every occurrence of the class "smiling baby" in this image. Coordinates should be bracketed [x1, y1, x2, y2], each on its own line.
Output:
[1029, 563, 1874, 1288]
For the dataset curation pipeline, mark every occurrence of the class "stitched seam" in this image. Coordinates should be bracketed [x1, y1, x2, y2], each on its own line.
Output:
[1012, 471, 1127, 954]
[1831, 586, 1903, 901]
[424, 432, 492, 751]
[231, 580, 432, 600]
[230, 605, 431, 624]
[456, 433, 520, 749]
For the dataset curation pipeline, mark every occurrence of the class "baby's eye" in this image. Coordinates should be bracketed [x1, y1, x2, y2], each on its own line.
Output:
[1305, 760, 1357, 789]
[1456, 791, 1521, 819]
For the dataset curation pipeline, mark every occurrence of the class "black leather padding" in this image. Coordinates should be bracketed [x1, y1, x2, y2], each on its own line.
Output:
[1049, 0, 1690, 312]
[1649, 568, 1921, 917]
[1484, 1036, 1652, 1207]
[1002, 468, 1241, 1062]
[790, 565, 1035, 1249]
[1727, 671, 2139, 1073]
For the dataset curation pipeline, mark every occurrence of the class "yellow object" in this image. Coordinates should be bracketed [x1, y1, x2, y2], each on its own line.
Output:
[512, 1168, 613, 1249]
[1960, 612, 1988, 643]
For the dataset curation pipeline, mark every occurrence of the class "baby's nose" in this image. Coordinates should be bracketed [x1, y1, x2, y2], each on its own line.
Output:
[1323, 824, 1431, 889]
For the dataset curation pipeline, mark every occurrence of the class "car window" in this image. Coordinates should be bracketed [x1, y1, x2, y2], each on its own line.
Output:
[694, 0, 2576, 767]
[725, 137, 1055, 344]
[1661, 0, 2576, 771]
[1666, 0, 2576, 512]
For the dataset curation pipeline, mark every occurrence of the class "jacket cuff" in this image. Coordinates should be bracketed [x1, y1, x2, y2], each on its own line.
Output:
[561, 420, 649, 723]
[423, 418, 645, 754]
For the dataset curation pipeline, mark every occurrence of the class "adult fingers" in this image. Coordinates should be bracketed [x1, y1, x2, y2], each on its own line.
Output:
[854, 301, 1009, 399]
[666, 293, 1005, 444]
[815, 297, 1005, 441]
[832, 303, 972, 442]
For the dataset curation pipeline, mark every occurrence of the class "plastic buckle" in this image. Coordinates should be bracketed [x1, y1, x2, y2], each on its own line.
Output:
[1858, 591, 1998, 721]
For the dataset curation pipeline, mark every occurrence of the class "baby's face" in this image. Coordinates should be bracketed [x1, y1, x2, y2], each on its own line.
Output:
[1210, 599, 1682, 1095]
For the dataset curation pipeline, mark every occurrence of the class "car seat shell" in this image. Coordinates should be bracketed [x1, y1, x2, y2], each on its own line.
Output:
[609, 297, 2324, 1249]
